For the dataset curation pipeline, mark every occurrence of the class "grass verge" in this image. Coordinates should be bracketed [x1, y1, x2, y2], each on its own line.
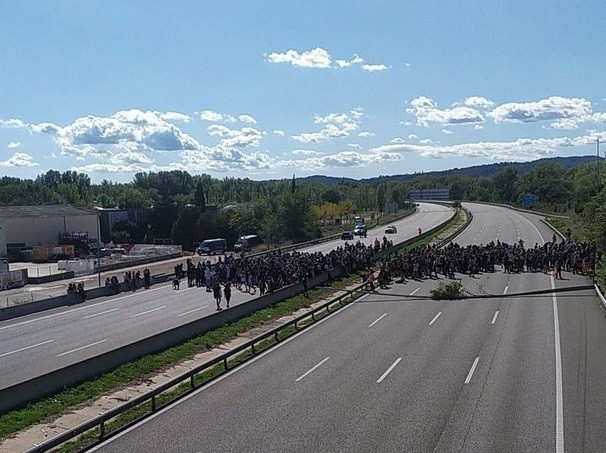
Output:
[0, 217, 451, 444]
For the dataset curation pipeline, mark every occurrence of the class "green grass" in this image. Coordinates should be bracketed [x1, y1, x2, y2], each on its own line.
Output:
[0, 218, 450, 447]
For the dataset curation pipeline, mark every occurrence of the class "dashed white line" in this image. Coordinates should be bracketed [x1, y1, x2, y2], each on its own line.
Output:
[57, 339, 108, 357]
[368, 313, 387, 328]
[130, 306, 166, 318]
[177, 305, 209, 317]
[464, 357, 480, 384]
[410, 288, 420, 296]
[0, 339, 54, 358]
[377, 358, 402, 383]
[83, 307, 120, 319]
[295, 357, 330, 382]
[429, 312, 442, 325]
[491, 311, 499, 324]
[503, 286, 509, 295]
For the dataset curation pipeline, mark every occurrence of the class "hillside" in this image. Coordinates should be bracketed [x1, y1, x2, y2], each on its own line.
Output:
[299, 155, 603, 186]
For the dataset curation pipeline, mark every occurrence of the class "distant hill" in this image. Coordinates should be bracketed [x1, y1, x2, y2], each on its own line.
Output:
[298, 155, 603, 186]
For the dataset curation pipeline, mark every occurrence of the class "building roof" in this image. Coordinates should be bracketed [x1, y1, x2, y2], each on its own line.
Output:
[0, 205, 96, 219]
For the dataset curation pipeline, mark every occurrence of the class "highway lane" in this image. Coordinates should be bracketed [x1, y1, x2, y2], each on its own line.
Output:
[93, 202, 606, 453]
[0, 203, 453, 390]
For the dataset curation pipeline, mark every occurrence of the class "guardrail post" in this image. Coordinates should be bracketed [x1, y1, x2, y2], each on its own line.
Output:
[251, 343, 256, 354]
[190, 375, 195, 389]
[151, 395, 156, 412]
[294, 320, 298, 330]
[99, 421, 105, 441]
[311, 311, 315, 321]
[274, 331, 279, 342]
[223, 356, 229, 371]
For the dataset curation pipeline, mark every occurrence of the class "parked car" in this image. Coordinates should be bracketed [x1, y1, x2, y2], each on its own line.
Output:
[234, 235, 263, 252]
[341, 231, 354, 240]
[197, 238, 227, 255]
[385, 225, 397, 234]
[353, 224, 367, 236]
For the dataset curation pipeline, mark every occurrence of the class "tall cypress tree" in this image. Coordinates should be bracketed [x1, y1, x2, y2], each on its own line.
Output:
[291, 174, 296, 194]
[194, 182, 206, 212]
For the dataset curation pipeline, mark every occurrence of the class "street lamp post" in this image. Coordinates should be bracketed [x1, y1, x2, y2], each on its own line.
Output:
[96, 210, 101, 287]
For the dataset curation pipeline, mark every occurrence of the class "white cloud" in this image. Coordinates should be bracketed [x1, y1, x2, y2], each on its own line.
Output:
[361, 64, 390, 72]
[177, 146, 273, 172]
[464, 96, 494, 108]
[408, 133, 418, 139]
[335, 54, 364, 68]
[71, 163, 148, 174]
[475, 125, 484, 130]
[348, 143, 362, 149]
[158, 111, 191, 122]
[207, 124, 262, 147]
[291, 149, 324, 156]
[273, 130, 285, 136]
[0, 152, 39, 167]
[407, 96, 484, 127]
[281, 150, 402, 170]
[292, 108, 363, 143]
[358, 131, 374, 137]
[390, 137, 405, 144]
[265, 47, 332, 69]
[489, 96, 592, 127]
[405, 62, 411, 67]
[7, 141, 21, 148]
[199, 110, 237, 123]
[0, 118, 26, 128]
[441, 129, 453, 134]
[238, 114, 257, 124]
[419, 138, 433, 144]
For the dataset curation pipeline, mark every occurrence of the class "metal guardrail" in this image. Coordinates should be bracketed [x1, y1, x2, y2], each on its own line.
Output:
[436, 207, 472, 248]
[26, 281, 372, 453]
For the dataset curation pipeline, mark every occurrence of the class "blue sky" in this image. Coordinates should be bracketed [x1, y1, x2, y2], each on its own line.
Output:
[1, 0, 605, 183]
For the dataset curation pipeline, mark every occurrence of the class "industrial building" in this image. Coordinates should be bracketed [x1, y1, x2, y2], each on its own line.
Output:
[0, 206, 99, 258]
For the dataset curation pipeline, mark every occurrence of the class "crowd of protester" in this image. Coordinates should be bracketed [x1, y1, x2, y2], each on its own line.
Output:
[373, 236, 600, 289]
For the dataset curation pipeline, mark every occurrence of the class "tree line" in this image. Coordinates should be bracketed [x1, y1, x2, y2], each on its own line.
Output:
[0, 161, 604, 251]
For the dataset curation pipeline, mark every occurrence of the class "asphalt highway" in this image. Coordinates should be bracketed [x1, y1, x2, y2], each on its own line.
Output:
[0, 202, 453, 390]
[93, 202, 606, 453]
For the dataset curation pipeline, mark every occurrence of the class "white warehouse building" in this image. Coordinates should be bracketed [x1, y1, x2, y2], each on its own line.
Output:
[0, 205, 99, 257]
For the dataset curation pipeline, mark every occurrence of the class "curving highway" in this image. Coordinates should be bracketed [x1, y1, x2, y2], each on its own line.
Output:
[91, 202, 606, 453]
[0, 203, 453, 390]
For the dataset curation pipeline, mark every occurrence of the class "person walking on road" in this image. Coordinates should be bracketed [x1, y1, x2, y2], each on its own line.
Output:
[213, 282, 222, 310]
[224, 282, 231, 308]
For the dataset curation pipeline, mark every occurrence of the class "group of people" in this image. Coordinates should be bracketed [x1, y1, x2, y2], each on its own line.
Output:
[169, 235, 395, 310]
[104, 268, 152, 293]
[67, 281, 87, 301]
[372, 236, 600, 287]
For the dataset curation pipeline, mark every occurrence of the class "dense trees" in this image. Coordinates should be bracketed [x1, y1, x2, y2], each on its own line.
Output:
[1, 161, 605, 250]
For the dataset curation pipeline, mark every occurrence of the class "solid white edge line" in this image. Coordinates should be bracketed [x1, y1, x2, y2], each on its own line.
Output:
[177, 305, 209, 317]
[367, 313, 387, 328]
[428, 312, 442, 325]
[491, 311, 499, 325]
[0, 339, 54, 358]
[357, 294, 369, 301]
[503, 286, 509, 295]
[83, 307, 120, 320]
[86, 300, 357, 452]
[551, 275, 565, 453]
[594, 283, 606, 309]
[410, 288, 420, 296]
[464, 357, 480, 384]
[130, 306, 167, 318]
[295, 357, 330, 382]
[56, 339, 108, 357]
[377, 357, 402, 383]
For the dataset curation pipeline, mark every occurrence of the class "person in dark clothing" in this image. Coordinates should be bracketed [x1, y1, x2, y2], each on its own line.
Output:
[213, 282, 222, 310]
[224, 282, 232, 308]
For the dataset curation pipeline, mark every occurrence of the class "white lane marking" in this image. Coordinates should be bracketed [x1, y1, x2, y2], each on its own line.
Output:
[130, 306, 166, 318]
[0, 339, 54, 358]
[503, 286, 509, 295]
[89, 301, 358, 451]
[428, 312, 442, 325]
[83, 308, 120, 320]
[177, 305, 209, 317]
[295, 357, 330, 382]
[357, 294, 369, 301]
[551, 275, 564, 453]
[377, 357, 402, 383]
[367, 313, 387, 328]
[410, 288, 420, 296]
[464, 357, 480, 384]
[491, 311, 499, 325]
[0, 285, 168, 332]
[56, 339, 108, 357]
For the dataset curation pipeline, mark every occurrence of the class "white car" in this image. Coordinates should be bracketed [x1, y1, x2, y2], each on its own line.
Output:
[385, 225, 397, 234]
